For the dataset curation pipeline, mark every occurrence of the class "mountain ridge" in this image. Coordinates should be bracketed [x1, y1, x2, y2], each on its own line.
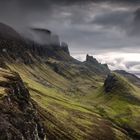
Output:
[0, 23, 139, 140]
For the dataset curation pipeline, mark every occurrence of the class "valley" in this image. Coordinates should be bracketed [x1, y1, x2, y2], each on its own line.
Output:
[0, 23, 140, 140]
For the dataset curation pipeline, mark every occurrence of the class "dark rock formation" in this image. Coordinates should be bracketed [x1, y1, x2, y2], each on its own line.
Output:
[84, 54, 110, 75]
[61, 42, 70, 55]
[104, 73, 118, 92]
[0, 69, 45, 140]
[86, 54, 98, 64]
[0, 23, 72, 63]
[104, 73, 133, 96]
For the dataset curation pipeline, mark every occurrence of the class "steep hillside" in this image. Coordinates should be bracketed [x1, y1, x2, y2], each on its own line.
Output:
[104, 73, 135, 97]
[7, 62, 140, 140]
[7, 63, 132, 140]
[80, 73, 140, 139]
[114, 70, 140, 87]
[0, 68, 45, 140]
[0, 23, 140, 140]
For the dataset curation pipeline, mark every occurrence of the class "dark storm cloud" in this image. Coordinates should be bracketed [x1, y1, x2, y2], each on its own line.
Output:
[9, 0, 140, 5]
[1, 0, 140, 9]
[0, 0, 139, 75]
[0, 0, 140, 42]
[91, 8, 140, 36]
[130, 8, 140, 35]
[92, 10, 132, 28]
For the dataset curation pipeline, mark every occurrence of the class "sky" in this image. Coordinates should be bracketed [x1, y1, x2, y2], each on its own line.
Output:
[0, 0, 140, 76]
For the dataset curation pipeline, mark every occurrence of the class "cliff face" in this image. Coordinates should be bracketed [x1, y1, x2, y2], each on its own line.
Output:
[0, 23, 72, 63]
[86, 54, 99, 64]
[0, 23, 109, 77]
[0, 68, 45, 140]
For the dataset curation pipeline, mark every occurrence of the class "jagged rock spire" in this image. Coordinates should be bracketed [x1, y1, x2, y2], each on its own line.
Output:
[86, 54, 98, 63]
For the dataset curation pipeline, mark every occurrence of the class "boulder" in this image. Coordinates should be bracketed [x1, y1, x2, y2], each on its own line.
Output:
[0, 68, 46, 140]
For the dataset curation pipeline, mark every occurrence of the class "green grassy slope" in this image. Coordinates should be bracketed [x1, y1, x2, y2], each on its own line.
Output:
[6, 62, 140, 140]
[1, 22, 140, 139]
[79, 73, 140, 139]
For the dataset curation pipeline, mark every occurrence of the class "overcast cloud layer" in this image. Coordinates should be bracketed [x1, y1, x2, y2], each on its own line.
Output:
[0, 0, 140, 76]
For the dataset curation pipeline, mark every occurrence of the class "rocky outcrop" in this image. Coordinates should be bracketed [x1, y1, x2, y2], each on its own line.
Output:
[104, 73, 134, 96]
[0, 68, 45, 140]
[84, 54, 110, 75]
[86, 54, 98, 64]
[104, 73, 119, 92]
[0, 23, 72, 63]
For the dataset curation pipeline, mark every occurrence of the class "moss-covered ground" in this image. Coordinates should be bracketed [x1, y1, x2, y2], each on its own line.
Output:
[7, 62, 140, 140]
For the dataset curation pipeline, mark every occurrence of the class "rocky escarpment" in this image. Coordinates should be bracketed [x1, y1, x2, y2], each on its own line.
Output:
[103, 73, 139, 102]
[0, 68, 45, 140]
[83, 54, 110, 75]
[0, 23, 32, 63]
[26, 28, 71, 60]
[86, 54, 99, 64]
[0, 23, 109, 77]
[0, 23, 72, 63]
[104, 73, 119, 93]
[26, 40, 71, 61]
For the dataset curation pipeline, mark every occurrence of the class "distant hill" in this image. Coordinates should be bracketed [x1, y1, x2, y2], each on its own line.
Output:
[114, 70, 140, 87]
[104, 73, 139, 101]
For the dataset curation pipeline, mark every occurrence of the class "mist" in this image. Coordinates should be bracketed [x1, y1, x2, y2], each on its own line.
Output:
[0, 0, 140, 76]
